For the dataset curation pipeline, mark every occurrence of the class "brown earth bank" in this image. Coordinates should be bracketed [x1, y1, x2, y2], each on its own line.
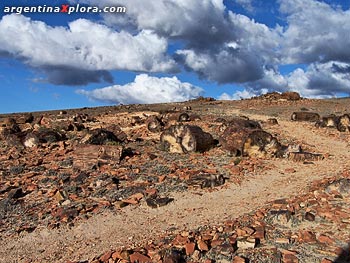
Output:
[0, 95, 350, 263]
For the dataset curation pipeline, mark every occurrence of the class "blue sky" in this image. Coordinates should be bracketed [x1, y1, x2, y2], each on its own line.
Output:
[1, 0, 350, 113]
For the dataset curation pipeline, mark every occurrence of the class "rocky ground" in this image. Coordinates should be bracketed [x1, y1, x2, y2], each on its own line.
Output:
[0, 94, 349, 263]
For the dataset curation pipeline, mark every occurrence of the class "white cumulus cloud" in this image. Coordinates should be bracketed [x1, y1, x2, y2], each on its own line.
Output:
[77, 74, 204, 104]
[0, 14, 177, 85]
[280, 0, 350, 64]
[219, 89, 260, 100]
[242, 61, 350, 98]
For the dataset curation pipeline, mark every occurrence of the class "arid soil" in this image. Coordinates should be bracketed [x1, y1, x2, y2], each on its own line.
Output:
[0, 96, 350, 263]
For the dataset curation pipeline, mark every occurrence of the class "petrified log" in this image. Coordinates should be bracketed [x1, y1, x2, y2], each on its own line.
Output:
[280, 144, 302, 158]
[73, 113, 94, 123]
[73, 144, 123, 170]
[178, 113, 190, 122]
[267, 118, 278, 125]
[54, 121, 85, 132]
[16, 113, 34, 124]
[218, 117, 261, 134]
[105, 124, 128, 142]
[244, 130, 282, 158]
[189, 114, 201, 121]
[2, 118, 21, 134]
[23, 133, 40, 148]
[24, 129, 64, 145]
[82, 128, 121, 145]
[145, 196, 174, 208]
[161, 112, 191, 124]
[160, 124, 215, 153]
[146, 116, 164, 133]
[187, 173, 225, 188]
[4, 117, 17, 127]
[287, 152, 324, 162]
[130, 116, 144, 126]
[220, 126, 281, 157]
[230, 118, 261, 129]
[337, 114, 350, 132]
[315, 114, 337, 128]
[316, 114, 350, 132]
[291, 112, 320, 122]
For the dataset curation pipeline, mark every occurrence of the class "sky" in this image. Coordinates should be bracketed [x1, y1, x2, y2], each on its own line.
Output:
[0, 0, 350, 113]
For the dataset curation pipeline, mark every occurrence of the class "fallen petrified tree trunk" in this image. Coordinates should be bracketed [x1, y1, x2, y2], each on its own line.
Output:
[82, 128, 122, 145]
[146, 116, 164, 133]
[218, 117, 261, 133]
[161, 112, 191, 124]
[220, 126, 281, 158]
[73, 144, 123, 170]
[160, 124, 215, 153]
[337, 114, 350, 132]
[291, 112, 320, 122]
[316, 114, 350, 132]
[315, 114, 338, 128]
[287, 152, 324, 161]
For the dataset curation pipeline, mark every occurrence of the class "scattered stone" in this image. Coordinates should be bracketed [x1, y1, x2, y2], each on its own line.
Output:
[267, 118, 279, 125]
[276, 238, 290, 244]
[7, 188, 25, 199]
[304, 212, 315, 221]
[129, 252, 151, 263]
[145, 196, 174, 208]
[197, 240, 209, 251]
[187, 173, 225, 188]
[237, 237, 256, 249]
[82, 128, 121, 145]
[298, 230, 316, 243]
[232, 256, 246, 263]
[185, 242, 195, 255]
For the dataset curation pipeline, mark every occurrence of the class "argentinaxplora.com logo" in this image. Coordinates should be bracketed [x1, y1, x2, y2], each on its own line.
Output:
[3, 4, 126, 15]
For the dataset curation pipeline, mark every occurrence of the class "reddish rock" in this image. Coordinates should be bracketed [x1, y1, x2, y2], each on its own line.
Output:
[122, 192, 144, 205]
[112, 249, 131, 261]
[276, 238, 290, 244]
[285, 168, 296, 173]
[158, 175, 167, 182]
[129, 252, 151, 263]
[173, 234, 189, 245]
[197, 240, 209, 251]
[185, 242, 195, 255]
[282, 250, 299, 263]
[99, 251, 113, 262]
[252, 226, 265, 240]
[210, 239, 223, 248]
[145, 188, 158, 197]
[230, 165, 242, 175]
[298, 230, 316, 243]
[228, 235, 237, 245]
[318, 234, 334, 245]
[232, 256, 246, 263]
[304, 212, 315, 221]
[237, 237, 256, 249]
